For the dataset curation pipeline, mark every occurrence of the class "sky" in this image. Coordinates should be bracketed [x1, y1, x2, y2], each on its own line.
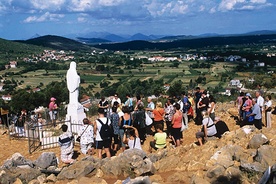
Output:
[0, 0, 275, 40]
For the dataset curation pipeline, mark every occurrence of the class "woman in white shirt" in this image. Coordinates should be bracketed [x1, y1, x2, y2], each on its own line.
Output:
[264, 95, 273, 128]
[123, 125, 142, 150]
[195, 111, 217, 146]
[78, 118, 94, 155]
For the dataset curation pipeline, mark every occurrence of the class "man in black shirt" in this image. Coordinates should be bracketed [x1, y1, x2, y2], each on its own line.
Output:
[194, 87, 202, 125]
[196, 90, 209, 125]
[98, 97, 109, 117]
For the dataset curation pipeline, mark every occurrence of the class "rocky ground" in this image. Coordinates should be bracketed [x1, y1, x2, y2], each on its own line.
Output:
[0, 102, 275, 184]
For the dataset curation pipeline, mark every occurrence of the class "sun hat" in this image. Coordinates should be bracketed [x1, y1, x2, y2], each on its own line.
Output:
[50, 97, 56, 101]
[245, 93, 251, 97]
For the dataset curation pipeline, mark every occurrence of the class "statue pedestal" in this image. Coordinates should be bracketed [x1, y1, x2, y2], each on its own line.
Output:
[66, 103, 86, 133]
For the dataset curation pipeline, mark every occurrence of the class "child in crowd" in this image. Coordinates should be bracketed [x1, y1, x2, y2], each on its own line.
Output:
[58, 124, 75, 164]
[149, 124, 167, 153]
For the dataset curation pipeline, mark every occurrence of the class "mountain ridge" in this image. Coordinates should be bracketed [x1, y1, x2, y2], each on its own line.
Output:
[1, 29, 276, 52]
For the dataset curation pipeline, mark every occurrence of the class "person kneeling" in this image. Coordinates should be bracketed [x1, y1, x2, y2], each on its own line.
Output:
[195, 111, 217, 146]
[58, 124, 75, 164]
[149, 124, 167, 153]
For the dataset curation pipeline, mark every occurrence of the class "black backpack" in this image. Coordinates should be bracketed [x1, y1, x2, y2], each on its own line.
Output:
[97, 118, 112, 140]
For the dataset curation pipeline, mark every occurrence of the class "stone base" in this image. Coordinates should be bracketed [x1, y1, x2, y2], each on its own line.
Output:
[66, 103, 86, 133]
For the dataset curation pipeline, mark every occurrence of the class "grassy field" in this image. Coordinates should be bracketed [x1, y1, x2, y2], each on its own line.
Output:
[1, 60, 272, 95]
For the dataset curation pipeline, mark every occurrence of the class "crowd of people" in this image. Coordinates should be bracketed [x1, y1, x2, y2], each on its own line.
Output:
[235, 87, 273, 129]
[4, 85, 269, 164]
[59, 87, 270, 163]
[0, 85, 273, 165]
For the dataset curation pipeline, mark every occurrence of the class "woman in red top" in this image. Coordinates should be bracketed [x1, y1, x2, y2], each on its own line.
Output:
[171, 103, 183, 147]
[152, 102, 165, 132]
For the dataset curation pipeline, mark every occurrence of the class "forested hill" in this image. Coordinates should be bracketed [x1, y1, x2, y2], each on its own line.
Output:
[0, 38, 44, 53]
[93, 34, 276, 51]
[16, 35, 92, 51]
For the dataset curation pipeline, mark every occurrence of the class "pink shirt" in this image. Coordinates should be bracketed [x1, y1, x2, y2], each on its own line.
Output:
[172, 111, 182, 128]
[49, 102, 56, 111]
[244, 99, 252, 112]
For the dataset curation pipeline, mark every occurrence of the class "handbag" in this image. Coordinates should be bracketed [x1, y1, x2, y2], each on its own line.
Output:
[76, 136, 81, 142]
[76, 125, 89, 142]
[266, 107, 272, 112]
[145, 112, 153, 126]
[180, 118, 186, 132]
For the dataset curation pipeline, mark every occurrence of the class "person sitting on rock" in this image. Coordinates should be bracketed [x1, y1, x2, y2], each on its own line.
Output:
[149, 124, 167, 153]
[123, 125, 142, 150]
[58, 124, 75, 164]
[195, 111, 217, 146]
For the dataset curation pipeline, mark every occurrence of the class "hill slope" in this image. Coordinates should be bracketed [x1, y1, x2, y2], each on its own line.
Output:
[16, 35, 92, 51]
[0, 38, 45, 63]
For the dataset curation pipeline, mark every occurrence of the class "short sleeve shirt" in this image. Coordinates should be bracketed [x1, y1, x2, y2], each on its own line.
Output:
[95, 118, 111, 141]
[154, 132, 167, 148]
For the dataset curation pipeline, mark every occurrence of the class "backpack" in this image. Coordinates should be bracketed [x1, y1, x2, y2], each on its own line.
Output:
[97, 118, 112, 140]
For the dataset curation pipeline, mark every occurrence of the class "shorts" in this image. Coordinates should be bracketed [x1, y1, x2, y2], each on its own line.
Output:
[196, 131, 205, 139]
[150, 141, 166, 150]
[95, 139, 111, 149]
[171, 127, 181, 140]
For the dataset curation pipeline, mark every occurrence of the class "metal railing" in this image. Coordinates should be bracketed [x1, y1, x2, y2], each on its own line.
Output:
[26, 117, 74, 154]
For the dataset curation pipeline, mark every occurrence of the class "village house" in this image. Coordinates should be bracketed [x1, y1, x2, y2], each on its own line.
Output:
[229, 79, 240, 86]
[163, 84, 170, 92]
[80, 95, 92, 111]
[229, 79, 243, 88]
[148, 56, 166, 62]
[10, 61, 17, 68]
[2, 94, 12, 101]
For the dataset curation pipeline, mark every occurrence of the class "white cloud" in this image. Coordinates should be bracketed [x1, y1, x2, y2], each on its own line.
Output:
[218, 0, 245, 11]
[209, 7, 216, 14]
[145, 0, 189, 17]
[29, 0, 66, 10]
[77, 17, 87, 23]
[199, 5, 205, 12]
[98, 0, 125, 6]
[250, 0, 266, 3]
[23, 12, 64, 23]
[239, 5, 255, 10]
[69, 0, 95, 12]
[0, 0, 274, 25]
[218, 0, 270, 12]
[170, 1, 188, 14]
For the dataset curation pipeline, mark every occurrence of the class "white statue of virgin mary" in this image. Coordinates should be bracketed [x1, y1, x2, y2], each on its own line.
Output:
[66, 61, 80, 105]
[66, 62, 86, 132]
